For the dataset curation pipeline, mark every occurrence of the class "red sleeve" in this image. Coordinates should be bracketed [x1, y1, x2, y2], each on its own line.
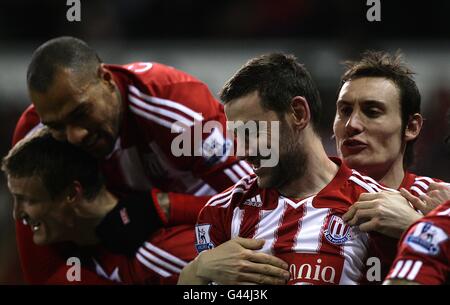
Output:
[133, 71, 253, 224]
[149, 188, 211, 227]
[12, 105, 40, 145]
[194, 190, 234, 254]
[146, 80, 252, 191]
[386, 210, 450, 284]
[166, 192, 211, 226]
[128, 225, 197, 284]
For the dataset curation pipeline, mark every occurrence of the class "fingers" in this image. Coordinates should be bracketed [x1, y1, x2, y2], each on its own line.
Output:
[234, 237, 265, 250]
[228, 264, 289, 285]
[428, 182, 450, 192]
[400, 188, 426, 213]
[246, 251, 289, 270]
[419, 191, 446, 214]
[358, 218, 379, 233]
[418, 193, 433, 204]
[427, 188, 450, 203]
[240, 260, 290, 280]
[346, 208, 377, 226]
[342, 207, 356, 222]
[356, 192, 381, 202]
[343, 200, 378, 222]
[234, 273, 288, 285]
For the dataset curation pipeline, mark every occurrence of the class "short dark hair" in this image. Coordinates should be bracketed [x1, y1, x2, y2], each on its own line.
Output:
[220, 53, 322, 131]
[2, 129, 104, 200]
[339, 50, 421, 167]
[27, 36, 102, 93]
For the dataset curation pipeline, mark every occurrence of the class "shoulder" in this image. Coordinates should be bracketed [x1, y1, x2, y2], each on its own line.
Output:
[400, 200, 450, 255]
[204, 175, 258, 211]
[117, 62, 221, 122]
[13, 105, 42, 145]
[404, 172, 447, 196]
[119, 62, 204, 90]
[348, 169, 396, 193]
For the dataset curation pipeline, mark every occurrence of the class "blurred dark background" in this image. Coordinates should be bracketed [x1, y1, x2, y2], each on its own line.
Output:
[1, 0, 449, 283]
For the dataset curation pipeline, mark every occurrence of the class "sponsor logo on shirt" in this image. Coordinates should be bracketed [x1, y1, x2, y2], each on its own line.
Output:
[324, 215, 351, 245]
[289, 258, 337, 284]
[195, 224, 215, 253]
[243, 195, 263, 208]
[406, 222, 448, 256]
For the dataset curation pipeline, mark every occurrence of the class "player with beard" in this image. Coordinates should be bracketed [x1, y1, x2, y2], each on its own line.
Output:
[178, 53, 394, 285]
[13, 36, 261, 284]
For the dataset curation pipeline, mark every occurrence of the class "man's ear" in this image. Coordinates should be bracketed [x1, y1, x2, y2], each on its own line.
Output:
[98, 64, 115, 90]
[405, 113, 423, 142]
[290, 96, 311, 130]
[65, 181, 83, 205]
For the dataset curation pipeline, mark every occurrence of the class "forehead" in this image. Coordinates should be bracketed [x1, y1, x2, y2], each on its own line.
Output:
[224, 91, 278, 122]
[7, 175, 50, 198]
[30, 68, 91, 122]
[338, 77, 400, 107]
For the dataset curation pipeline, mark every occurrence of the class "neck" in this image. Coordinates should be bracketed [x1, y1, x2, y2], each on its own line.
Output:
[278, 134, 339, 199]
[71, 188, 118, 246]
[378, 157, 406, 189]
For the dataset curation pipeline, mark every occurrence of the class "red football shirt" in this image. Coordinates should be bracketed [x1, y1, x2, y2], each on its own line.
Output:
[386, 200, 450, 284]
[12, 62, 251, 284]
[196, 158, 394, 285]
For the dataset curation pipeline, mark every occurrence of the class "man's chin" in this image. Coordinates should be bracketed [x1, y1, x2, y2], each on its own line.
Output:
[256, 174, 275, 189]
[343, 155, 375, 172]
[33, 235, 49, 246]
[86, 140, 114, 159]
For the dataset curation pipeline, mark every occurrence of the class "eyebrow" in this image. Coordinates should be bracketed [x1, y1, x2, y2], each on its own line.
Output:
[12, 193, 26, 201]
[360, 100, 387, 108]
[337, 99, 386, 106]
[42, 103, 89, 127]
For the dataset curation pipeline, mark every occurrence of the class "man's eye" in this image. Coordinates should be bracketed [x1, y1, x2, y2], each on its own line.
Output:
[69, 105, 90, 122]
[365, 108, 382, 117]
[24, 199, 38, 205]
[339, 106, 352, 116]
[47, 124, 65, 131]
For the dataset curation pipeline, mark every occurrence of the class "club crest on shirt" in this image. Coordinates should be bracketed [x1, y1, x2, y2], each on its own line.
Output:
[324, 215, 351, 245]
[406, 222, 448, 256]
[195, 224, 215, 253]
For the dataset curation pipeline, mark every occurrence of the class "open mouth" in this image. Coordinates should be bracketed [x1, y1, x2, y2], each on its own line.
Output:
[31, 222, 41, 232]
[23, 217, 42, 232]
[248, 159, 265, 172]
[342, 139, 368, 153]
[251, 162, 261, 171]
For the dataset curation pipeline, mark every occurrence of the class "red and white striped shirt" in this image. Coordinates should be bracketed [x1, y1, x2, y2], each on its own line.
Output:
[196, 158, 394, 285]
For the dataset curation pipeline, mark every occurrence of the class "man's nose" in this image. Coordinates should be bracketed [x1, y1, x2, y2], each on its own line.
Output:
[13, 201, 23, 221]
[66, 125, 89, 145]
[235, 139, 258, 161]
[345, 112, 364, 136]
